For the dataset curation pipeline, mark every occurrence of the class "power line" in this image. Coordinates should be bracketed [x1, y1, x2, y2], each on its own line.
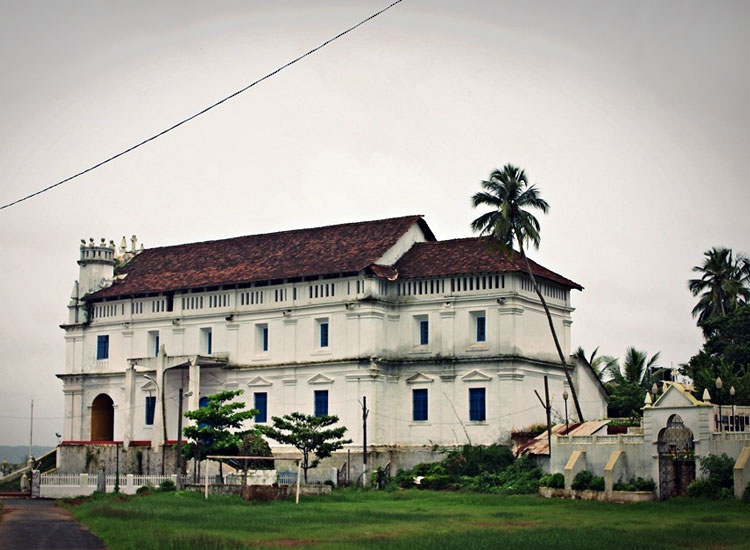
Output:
[0, 0, 404, 211]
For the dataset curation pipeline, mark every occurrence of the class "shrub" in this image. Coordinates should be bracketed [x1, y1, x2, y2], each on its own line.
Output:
[571, 470, 595, 491]
[158, 479, 176, 492]
[135, 485, 153, 495]
[540, 472, 565, 489]
[687, 453, 734, 500]
[442, 445, 513, 477]
[743, 483, 750, 504]
[589, 476, 605, 492]
[613, 477, 655, 492]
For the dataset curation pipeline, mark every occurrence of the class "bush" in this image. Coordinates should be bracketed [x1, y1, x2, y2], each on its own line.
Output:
[589, 476, 605, 492]
[687, 453, 735, 500]
[540, 472, 565, 489]
[158, 479, 176, 492]
[571, 470, 594, 491]
[442, 445, 513, 477]
[743, 483, 750, 504]
[613, 477, 655, 492]
[135, 485, 153, 495]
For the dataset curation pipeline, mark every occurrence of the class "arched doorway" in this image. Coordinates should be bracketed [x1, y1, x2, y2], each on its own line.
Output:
[91, 394, 114, 441]
[657, 414, 695, 499]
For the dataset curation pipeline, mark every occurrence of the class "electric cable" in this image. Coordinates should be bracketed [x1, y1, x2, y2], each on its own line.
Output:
[0, 0, 404, 211]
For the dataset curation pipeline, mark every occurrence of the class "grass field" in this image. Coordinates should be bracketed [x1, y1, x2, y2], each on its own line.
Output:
[65, 489, 750, 550]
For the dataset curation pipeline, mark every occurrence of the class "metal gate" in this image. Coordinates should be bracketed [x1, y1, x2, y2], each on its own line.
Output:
[657, 414, 695, 500]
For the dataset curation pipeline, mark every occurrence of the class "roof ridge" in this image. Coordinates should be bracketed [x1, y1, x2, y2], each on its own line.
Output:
[140, 215, 424, 252]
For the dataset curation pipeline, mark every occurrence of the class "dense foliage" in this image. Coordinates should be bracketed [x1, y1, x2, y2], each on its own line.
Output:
[539, 472, 565, 489]
[686, 453, 735, 500]
[612, 477, 656, 492]
[682, 304, 750, 405]
[604, 347, 663, 418]
[390, 445, 543, 494]
[259, 412, 351, 482]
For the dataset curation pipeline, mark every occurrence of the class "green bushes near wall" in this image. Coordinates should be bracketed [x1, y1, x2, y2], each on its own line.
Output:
[687, 453, 735, 500]
[388, 445, 543, 494]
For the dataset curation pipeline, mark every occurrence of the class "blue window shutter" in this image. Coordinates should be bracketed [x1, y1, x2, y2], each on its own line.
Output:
[207, 330, 212, 354]
[419, 320, 429, 345]
[320, 322, 329, 347]
[154, 334, 160, 357]
[254, 392, 267, 423]
[469, 388, 486, 422]
[476, 316, 486, 342]
[262, 327, 269, 351]
[413, 389, 428, 421]
[96, 335, 109, 360]
[145, 396, 156, 425]
[314, 390, 329, 417]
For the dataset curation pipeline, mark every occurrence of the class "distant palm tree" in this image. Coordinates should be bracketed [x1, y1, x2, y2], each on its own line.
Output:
[689, 247, 750, 335]
[607, 347, 662, 390]
[574, 346, 609, 382]
[471, 164, 584, 422]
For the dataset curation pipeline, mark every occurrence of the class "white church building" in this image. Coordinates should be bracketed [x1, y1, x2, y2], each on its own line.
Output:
[57, 215, 607, 475]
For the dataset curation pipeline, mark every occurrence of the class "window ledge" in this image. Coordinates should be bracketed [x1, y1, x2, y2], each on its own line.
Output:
[409, 421, 430, 426]
[410, 347, 431, 355]
[465, 344, 489, 352]
[468, 421, 488, 426]
[252, 354, 270, 362]
[312, 349, 332, 356]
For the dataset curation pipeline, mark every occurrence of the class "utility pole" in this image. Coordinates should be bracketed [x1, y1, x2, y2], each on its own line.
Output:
[534, 376, 553, 460]
[361, 396, 369, 487]
[175, 387, 190, 490]
[28, 399, 34, 460]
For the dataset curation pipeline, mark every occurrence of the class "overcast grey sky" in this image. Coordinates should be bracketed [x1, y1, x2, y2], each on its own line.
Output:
[1, 0, 747, 446]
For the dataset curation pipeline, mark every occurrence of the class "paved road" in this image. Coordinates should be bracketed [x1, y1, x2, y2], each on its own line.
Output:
[0, 498, 106, 550]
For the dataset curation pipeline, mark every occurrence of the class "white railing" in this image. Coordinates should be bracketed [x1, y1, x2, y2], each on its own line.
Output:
[40, 473, 80, 486]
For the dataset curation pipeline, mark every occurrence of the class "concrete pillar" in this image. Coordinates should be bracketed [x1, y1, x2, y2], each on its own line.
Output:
[151, 347, 167, 450]
[123, 366, 135, 449]
[604, 450, 624, 495]
[564, 450, 586, 490]
[188, 357, 200, 415]
[734, 446, 750, 499]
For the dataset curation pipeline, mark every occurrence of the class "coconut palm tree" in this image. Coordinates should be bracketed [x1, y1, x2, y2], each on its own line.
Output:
[689, 247, 750, 336]
[574, 346, 608, 382]
[471, 164, 584, 422]
[606, 347, 663, 389]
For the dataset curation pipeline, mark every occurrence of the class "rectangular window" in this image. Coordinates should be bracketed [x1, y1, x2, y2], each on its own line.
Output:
[96, 335, 109, 360]
[419, 319, 429, 346]
[148, 330, 160, 357]
[314, 390, 329, 417]
[412, 389, 428, 421]
[145, 396, 156, 425]
[254, 392, 268, 423]
[256, 324, 269, 352]
[469, 388, 486, 422]
[318, 319, 329, 348]
[476, 315, 486, 342]
[200, 328, 212, 354]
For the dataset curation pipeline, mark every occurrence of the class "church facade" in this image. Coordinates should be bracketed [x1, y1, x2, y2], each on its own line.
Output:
[57, 215, 606, 474]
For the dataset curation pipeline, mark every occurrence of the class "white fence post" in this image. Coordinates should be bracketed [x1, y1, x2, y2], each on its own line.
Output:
[80, 473, 88, 490]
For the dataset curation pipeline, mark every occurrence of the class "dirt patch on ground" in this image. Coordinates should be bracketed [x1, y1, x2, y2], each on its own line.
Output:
[254, 538, 316, 547]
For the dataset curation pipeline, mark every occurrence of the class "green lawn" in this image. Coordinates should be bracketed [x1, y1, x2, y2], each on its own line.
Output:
[65, 489, 750, 550]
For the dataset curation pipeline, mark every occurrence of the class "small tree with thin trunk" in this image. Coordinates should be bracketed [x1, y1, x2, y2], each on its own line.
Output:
[259, 412, 351, 483]
[182, 390, 256, 482]
[471, 164, 584, 421]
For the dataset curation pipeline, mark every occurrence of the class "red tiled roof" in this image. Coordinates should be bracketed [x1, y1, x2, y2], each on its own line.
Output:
[393, 237, 583, 290]
[91, 216, 433, 299]
[515, 420, 610, 456]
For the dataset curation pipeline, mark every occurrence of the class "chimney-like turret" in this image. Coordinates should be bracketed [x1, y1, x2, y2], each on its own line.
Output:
[68, 238, 116, 324]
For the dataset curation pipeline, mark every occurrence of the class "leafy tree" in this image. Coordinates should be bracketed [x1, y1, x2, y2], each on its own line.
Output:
[259, 412, 351, 483]
[471, 164, 584, 421]
[182, 390, 256, 480]
[605, 347, 663, 418]
[689, 247, 750, 336]
[682, 304, 750, 405]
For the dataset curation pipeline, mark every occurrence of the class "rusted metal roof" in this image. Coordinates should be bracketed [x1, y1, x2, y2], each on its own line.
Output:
[515, 420, 610, 456]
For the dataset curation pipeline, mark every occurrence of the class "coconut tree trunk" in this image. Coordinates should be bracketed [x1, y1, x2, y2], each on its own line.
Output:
[517, 238, 584, 423]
